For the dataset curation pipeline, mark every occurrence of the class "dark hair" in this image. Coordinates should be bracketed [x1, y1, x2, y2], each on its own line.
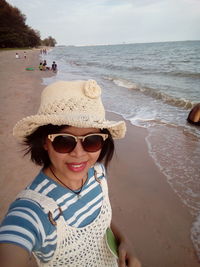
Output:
[24, 124, 114, 170]
[187, 103, 200, 126]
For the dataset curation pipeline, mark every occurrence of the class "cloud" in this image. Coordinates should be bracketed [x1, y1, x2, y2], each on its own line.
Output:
[6, 0, 200, 45]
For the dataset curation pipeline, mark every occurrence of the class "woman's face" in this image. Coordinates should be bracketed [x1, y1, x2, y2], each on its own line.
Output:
[44, 126, 102, 182]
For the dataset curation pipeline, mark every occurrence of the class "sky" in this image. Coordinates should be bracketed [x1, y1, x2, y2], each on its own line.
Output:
[6, 0, 200, 46]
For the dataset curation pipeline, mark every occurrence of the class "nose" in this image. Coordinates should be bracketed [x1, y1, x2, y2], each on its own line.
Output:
[70, 139, 87, 157]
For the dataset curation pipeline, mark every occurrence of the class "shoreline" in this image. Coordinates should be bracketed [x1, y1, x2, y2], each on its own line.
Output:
[0, 49, 199, 266]
[107, 112, 199, 266]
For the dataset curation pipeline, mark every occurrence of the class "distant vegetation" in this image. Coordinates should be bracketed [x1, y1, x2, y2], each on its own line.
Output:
[0, 0, 57, 48]
[41, 36, 57, 47]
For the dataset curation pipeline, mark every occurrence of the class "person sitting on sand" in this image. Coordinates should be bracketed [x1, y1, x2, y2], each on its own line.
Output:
[42, 60, 50, 70]
[39, 62, 43, 71]
[15, 53, 19, 59]
[51, 61, 57, 72]
[42, 60, 47, 70]
[0, 80, 141, 267]
[187, 103, 200, 126]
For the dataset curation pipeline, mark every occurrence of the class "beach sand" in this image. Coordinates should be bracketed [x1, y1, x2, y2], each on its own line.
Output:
[0, 49, 52, 217]
[0, 49, 199, 267]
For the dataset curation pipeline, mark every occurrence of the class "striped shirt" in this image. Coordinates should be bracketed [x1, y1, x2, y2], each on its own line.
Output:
[0, 164, 105, 262]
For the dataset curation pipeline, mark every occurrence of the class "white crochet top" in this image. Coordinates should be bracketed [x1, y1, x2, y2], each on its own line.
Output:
[18, 176, 118, 266]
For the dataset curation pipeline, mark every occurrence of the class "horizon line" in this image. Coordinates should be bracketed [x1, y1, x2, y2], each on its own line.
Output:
[57, 39, 200, 48]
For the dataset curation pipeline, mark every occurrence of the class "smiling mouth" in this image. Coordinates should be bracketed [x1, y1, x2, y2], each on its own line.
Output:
[67, 162, 87, 172]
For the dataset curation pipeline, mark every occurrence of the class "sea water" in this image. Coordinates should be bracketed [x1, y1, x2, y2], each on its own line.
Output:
[42, 41, 200, 258]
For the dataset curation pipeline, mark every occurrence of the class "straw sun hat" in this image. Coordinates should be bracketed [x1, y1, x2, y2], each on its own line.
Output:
[13, 80, 126, 140]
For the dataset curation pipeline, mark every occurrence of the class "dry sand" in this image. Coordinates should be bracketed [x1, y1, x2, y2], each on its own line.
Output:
[0, 49, 52, 217]
[0, 49, 199, 267]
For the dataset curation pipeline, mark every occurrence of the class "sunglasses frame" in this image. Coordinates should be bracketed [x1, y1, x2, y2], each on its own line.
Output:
[47, 133, 109, 153]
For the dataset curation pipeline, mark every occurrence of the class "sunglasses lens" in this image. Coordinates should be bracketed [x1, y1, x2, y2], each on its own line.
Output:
[83, 135, 105, 152]
[52, 135, 76, 153]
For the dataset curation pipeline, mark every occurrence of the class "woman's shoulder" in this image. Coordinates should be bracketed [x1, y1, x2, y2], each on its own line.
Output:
[8, 193, 52, 223]
[27, 170, 67, 201]
[0, 197, 56, 254]
[9, 171, 62, 224]
[28, 170, 51, 190]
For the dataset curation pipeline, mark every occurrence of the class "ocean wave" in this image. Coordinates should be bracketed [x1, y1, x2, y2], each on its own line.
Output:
[68, 59, 145, 73]
[161, 71, 200, 79]
[65, 56, 200, 79]
[62, 53, 200, 79]
[106, 76, 196, 109]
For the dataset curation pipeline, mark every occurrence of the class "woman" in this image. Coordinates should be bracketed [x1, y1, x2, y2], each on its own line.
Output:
[0, 80, 141, 267]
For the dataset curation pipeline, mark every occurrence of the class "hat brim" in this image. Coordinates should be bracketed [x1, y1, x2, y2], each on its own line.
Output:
[13, 114, 126, 140]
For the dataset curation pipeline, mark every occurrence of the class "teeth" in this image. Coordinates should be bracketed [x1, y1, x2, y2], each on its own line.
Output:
[71, 164, 83, 168]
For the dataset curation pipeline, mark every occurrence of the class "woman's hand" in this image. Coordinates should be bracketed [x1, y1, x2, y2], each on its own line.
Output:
[118, 240, 141, 267]
[110, 221, 141, 267]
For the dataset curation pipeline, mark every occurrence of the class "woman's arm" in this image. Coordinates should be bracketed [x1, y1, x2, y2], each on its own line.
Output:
[0, 243, 38, 267]
[111, 221, 141, 267]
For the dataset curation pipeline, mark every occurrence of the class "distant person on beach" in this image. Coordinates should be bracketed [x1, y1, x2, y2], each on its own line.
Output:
[51, 61, 57, 72]
[187, 103, 200, 126]
[42, 48, 47, 54]
[42, 60, 50, 70]
[24, 51, 26, 59]
[42, 60, 47, 70]
[0, 80, 141, 267]
[39, 62, 43, 71]
[15, 53, 19, 59]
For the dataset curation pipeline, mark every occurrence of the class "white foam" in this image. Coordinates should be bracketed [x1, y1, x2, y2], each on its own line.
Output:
[112, 78, 137, 89]
[191, 213, 200, 259]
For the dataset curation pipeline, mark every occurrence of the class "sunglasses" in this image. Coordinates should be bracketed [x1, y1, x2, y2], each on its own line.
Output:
[48, 133, 109, 153]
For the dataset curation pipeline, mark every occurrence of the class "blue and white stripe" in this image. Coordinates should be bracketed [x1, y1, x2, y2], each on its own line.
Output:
[0, 164, 105, 262]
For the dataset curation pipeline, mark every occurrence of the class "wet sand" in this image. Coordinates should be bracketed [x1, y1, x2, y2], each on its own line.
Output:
[0, 49, 199, 267]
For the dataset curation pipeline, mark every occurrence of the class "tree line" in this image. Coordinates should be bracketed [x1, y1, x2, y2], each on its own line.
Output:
[0, 0, 57, 48]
